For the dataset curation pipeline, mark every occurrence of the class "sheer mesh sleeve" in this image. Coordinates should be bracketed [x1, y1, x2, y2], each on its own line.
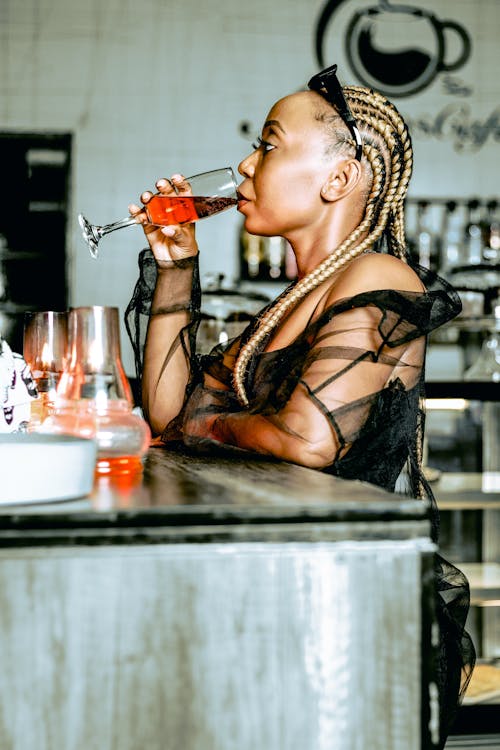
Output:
[124, 248, 204, 437]
[272, 293, 426, 457]
[125, 248, 201, 381]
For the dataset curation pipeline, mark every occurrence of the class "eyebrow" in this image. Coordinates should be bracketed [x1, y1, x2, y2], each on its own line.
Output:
[263, 119, 286, 134]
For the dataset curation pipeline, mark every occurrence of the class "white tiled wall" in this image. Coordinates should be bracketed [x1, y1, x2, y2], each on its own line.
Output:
[0, 0, 498, 371]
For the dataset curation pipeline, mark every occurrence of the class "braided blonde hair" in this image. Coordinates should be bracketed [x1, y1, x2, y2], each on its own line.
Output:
[232, 85, 414, 407]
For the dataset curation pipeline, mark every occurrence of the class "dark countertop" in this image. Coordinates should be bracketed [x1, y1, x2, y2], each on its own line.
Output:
[0, 444, 431, 546]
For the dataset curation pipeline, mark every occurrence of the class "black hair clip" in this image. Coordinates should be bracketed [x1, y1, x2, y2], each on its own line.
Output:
[308, 64, 363, 161]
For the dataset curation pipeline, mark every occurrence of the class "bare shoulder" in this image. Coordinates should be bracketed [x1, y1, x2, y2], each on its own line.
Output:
[326, 253, 424, 304]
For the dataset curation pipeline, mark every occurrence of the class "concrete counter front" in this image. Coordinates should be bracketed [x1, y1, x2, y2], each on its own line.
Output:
[0, 446, 439, 750]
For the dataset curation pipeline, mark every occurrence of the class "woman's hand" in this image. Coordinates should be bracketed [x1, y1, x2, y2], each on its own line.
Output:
[128, 174, 199, 264]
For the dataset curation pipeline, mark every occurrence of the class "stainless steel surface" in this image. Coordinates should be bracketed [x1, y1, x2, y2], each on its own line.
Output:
[0, 538, 433, 750]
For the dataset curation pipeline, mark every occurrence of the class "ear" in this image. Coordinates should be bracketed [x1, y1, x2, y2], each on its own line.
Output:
[320, 159, 362, 202]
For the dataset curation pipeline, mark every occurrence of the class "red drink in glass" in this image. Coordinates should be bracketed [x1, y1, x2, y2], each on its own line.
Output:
[145, 194, 238, 227]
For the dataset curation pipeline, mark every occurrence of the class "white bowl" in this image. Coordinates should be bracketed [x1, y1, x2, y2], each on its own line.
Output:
[0, 434, 97, 504]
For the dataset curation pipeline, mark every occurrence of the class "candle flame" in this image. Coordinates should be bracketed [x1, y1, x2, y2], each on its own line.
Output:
[88, 338, 104, 370]
[41, 342, 52, 369]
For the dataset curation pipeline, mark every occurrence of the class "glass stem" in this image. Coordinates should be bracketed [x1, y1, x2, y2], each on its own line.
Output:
[100, 216, 138, 237]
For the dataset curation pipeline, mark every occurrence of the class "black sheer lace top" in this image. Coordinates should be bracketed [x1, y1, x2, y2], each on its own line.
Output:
[126, 250, 460, 512]
[126, 249, 475, 746]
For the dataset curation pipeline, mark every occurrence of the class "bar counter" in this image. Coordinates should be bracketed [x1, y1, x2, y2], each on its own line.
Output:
[0, 445, 439, 750]
[0, 444, 431, 542]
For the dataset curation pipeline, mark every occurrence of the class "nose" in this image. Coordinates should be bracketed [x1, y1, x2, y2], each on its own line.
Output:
[238, 150, 257, 178]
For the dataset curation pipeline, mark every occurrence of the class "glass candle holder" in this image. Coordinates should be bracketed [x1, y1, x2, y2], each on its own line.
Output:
[23, 311, 68, 428]
[41, 306, 151, 476]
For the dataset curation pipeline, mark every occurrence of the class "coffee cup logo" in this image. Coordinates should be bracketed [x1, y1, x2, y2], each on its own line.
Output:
[315, 0, 472, 97]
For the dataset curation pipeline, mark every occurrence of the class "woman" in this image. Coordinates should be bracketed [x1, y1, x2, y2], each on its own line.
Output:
[126, 65, 474, 746]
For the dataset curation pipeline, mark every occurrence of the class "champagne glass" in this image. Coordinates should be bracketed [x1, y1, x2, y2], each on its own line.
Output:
[78, 167, 239, 258]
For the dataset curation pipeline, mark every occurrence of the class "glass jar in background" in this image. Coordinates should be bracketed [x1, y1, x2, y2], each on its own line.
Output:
[41, 306, 150, 476]
[464, 198, 484, 266]
[415, 200, 440, 271]
[464, 298, 500, 382]
[439, 200, 466, 274]
[198, 274, 270, 354]
[464, 298, 500, 491]
[239, 224, 297, 282]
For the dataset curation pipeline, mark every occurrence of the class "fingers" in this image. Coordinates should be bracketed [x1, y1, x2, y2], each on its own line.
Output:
[139, 181, 172, 205]
[131, 173, 195, 243]
[128, 203, 143, 216]
[154, 174, 192, 196]
[139, 189, 155, 204]
[153, 179, 175, 197]
[138, 173, 191, 206]
[128, 202, 148, 225]
[169, 174, 192, 195]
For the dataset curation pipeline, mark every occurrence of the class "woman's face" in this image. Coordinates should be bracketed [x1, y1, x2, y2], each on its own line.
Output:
[237, 91, 339, 239]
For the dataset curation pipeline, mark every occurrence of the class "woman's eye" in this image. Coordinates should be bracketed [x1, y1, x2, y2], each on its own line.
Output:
[252, 136, 275, 153]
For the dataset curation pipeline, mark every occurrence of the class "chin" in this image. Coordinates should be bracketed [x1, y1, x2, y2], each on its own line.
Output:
[244, 219, 278, 238]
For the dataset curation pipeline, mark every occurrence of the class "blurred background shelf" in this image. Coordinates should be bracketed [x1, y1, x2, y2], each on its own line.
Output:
[455, 564, 500, 607]
[427, 381, 500, 401]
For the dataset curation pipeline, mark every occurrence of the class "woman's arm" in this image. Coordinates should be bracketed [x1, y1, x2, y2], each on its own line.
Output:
[141, 257, 199, 435]
[183, 302, 423, 467]
[127, 175, 201, 436]
[211, 410, 335, 468]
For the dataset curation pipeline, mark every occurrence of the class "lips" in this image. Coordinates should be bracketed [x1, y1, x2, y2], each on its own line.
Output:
[237, 190, 250, 210]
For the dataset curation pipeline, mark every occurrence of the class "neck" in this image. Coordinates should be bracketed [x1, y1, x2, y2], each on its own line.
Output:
[287, 197, 367, 279]
[289, 225, 370, 279]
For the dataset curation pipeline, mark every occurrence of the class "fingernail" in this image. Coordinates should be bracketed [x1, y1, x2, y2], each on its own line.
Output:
[162, 226, 176, 236]
[171, 174, 183, 182]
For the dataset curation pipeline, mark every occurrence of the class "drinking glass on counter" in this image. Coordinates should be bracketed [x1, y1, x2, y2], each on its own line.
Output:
[40, 306, 150, 476]
[463, 299, 500, 383]
[23, 311, 68, 428]
[78, 167, 238, 258]
[464, 298, 500, 491]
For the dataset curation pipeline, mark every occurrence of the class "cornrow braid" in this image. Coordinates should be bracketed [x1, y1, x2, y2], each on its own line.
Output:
[345, 86, 413, 233]
[232, 85, 414, 407]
